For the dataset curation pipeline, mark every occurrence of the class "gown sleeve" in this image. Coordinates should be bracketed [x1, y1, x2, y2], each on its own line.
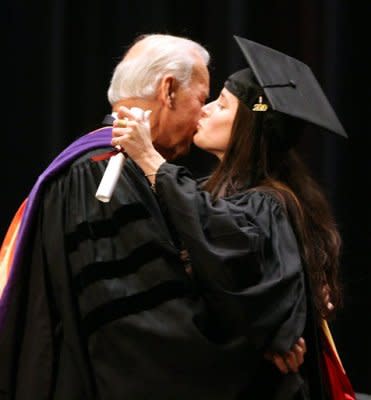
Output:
[155, 162, 307, 354]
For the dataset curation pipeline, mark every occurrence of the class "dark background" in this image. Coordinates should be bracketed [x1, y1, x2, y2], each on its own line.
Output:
[2, 0, 370, 395]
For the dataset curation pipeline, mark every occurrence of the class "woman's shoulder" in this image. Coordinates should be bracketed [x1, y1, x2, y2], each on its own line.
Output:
[227, 188, 285, 214]
[226, 189, 293, 238]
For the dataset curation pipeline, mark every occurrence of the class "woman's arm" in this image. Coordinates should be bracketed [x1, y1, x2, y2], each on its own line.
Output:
[112, 107, 307, 356]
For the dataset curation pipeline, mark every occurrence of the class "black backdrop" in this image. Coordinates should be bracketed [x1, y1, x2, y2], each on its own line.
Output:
[2, 0, 370, 394]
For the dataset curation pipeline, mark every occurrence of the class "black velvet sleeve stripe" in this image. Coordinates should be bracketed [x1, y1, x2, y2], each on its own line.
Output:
[82, 280, 189, 336]
[73, 241, 181, 293]
[65, 203, 150, 252]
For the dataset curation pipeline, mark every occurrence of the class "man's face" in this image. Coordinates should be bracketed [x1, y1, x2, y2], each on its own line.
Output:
[154, 61, 210, 160]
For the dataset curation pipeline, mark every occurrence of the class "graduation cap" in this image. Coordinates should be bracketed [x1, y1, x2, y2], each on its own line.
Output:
[224, 36, 347, 138]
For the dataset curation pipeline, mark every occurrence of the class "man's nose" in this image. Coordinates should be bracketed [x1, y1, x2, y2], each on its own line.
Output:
[201, 103, 212, 117]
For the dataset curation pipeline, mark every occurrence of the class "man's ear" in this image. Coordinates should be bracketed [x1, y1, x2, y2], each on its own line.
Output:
[158, 75, 176, 109]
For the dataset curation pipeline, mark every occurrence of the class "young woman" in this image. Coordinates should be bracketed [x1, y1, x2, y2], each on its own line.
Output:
[111, 42, 353, 399]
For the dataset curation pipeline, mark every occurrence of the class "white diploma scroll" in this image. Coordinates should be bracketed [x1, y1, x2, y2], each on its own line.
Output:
[95, 150, 126, 202]
[95, 107, 147, 203]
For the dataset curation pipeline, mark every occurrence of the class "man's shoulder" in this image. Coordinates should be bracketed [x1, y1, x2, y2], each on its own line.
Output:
[70, 147, 114, 167]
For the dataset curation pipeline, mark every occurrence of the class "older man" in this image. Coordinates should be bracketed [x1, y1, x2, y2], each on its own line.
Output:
[0, 34, 303, 399]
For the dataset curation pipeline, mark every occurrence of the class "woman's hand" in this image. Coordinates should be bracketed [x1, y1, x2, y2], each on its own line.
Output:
[111, 106, 165, 176]
[112, 106, 154, 162]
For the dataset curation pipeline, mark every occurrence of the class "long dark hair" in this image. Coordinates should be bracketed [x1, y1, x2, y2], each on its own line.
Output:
[204, 101, 342, 319]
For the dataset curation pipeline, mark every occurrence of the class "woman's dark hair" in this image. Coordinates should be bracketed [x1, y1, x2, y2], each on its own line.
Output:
[204, 100, 342, 319]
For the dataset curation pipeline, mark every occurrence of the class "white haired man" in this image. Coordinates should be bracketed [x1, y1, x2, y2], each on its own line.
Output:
[0, 34, 304, 399]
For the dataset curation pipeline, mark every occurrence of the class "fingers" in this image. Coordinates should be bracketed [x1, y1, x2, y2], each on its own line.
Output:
[113, 119, 137, 130]
[111, 129, 132, 147]
[272, 354, 289, 374]
[112, 126, 132, 136]
[116, 105, 139, 120]
[297, 337, 307, 354]
[266, 337, 307, 375]
[293, 344, 304, 365]
[114, 119, 128, 128]
[264, 351, 289, 374]
[269, 351, 299, 374]
[110, 108, 154, 161]
[285, 351, 300, 373]
[111, 121, 134, 148]
[112, 118, 141, 148]
[286, 337, 306, 371]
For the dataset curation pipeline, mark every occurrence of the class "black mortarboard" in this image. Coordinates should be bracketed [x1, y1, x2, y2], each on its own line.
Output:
[225, 36, 347, 138]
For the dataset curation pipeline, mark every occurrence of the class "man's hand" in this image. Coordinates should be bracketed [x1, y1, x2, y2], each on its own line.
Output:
[264, 337, 307, 374]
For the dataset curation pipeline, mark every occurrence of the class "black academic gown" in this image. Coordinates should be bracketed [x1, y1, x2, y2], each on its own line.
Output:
[154, 162, 328, 399]
[0, 147, 318, 399]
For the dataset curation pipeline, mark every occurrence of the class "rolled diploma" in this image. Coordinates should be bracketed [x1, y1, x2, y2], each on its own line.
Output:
[95, 150, 126, 202]
[95, 107, 146, 203]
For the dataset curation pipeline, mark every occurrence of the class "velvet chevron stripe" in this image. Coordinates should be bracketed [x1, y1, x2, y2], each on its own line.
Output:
[73, 240, 181, 293]
[82, 280, 190, 336]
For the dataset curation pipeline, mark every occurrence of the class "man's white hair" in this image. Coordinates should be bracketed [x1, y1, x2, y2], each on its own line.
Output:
[107, 34, 210, 105]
